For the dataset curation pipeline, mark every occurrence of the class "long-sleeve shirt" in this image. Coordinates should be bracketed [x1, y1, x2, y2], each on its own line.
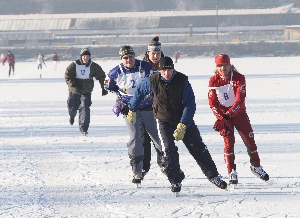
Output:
[208, 70, 246, 119]
[128, 70, 196, 128]
[65, 59, 106, 94]
[4, 53, 15, 65]
[107, 59, 153, 109]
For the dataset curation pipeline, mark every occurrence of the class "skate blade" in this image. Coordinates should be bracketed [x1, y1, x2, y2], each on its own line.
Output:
[135, 183, 141, 188]
[228, 184, 236, 191]
[174, 192, 180, 197]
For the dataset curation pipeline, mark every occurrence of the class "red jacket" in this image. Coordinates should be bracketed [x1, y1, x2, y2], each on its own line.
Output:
[208, 70, 246, 119]
[174, 51, 180, 58]
[52, 54, 59, 61]
[4, 53, 15, 66]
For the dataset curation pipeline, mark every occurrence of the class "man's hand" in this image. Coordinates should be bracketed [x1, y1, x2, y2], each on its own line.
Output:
[219, 127, 230, 137]
[74, 87, 81, 94]
[126, 110, 136, 124]
[120, 104, 129, 116]
[173, 123, 186, 141]
[112, 105, 121, 117]
[213, 114, 232, 136]
[213, 115, 230, 132]
[102, 89, 108, 96]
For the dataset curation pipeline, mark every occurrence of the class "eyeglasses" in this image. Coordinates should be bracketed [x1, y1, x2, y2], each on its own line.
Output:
[122, 54, 135, 60]
[217, 63, 229, 67]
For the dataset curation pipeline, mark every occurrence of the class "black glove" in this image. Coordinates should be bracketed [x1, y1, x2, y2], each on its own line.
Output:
[102, 89, 108, 96]
[120, 104, 129, 116]
[222, 114, 230, 121]
[74, 86, 81, 94]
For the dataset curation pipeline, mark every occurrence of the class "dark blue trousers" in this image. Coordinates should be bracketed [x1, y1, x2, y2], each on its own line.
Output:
[67, 92, 92, 132]
[158, 120, 219, 184]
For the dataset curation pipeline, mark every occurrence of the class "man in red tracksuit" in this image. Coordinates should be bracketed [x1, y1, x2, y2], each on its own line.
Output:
[208, 53, 269, 185]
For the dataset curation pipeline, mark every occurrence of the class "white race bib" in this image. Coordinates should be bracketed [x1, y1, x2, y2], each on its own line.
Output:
[210, 72, 236, 107]
[75, 62, 92, 79]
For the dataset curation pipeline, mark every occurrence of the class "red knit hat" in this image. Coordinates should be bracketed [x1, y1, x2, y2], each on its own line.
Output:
[215, 54, 230, 66]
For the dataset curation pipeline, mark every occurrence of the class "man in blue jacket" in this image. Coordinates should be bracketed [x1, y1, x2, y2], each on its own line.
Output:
[126, 56, 228, 194]
[107, 45, 166, 186]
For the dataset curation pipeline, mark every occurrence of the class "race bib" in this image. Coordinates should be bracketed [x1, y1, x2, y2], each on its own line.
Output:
[214, 83, 236, 107]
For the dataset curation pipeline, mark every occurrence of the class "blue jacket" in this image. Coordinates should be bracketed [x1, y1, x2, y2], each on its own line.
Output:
[129, 70, 196, 128]
[107, 59, 153, 109]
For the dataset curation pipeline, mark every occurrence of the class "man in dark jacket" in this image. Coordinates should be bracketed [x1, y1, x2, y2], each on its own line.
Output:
[65, 48, 108, 136]
[126, 56, 227, 194]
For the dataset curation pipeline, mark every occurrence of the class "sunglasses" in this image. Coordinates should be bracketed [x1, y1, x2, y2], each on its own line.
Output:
[217, 63, 229, 67]
[122, 54, 135, 60]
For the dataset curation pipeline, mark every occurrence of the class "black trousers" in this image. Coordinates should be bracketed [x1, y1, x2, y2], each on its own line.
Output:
[158, 120, 219, 184]
[8, 64, 15, 76]
[67, 92, 92, 132]
[141, 121, 164, 172]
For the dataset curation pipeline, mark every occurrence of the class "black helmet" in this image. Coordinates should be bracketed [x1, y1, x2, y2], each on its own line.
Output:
[119, 45, 135, 58]
[80, 48, 91, 56]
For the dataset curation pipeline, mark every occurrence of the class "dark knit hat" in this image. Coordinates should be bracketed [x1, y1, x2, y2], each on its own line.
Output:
[119, 45, 135, 58]
[147, 36, 161, 52]
[80, 48, 91, 56]
[159, 56, 174, 70]
[215, 54, 230, 66]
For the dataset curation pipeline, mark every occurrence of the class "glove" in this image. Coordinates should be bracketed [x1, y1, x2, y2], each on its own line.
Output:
[126, 110, 136, 124]
[120, 104, 129, 116]
[213, 114, 232, 136]
[112, 104, 121, 117]
[213, 115, 230, 132]
[219, 127, 230, 137]
[74, 86, 81, 94]
[102, 89, 108, 96]
[173, 123, 186, 141]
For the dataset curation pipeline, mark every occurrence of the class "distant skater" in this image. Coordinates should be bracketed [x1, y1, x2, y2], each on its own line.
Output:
[37, 53, 46, 78]
[174, 50, 180, 63]
[3, 50, 15, 77]
[52, 52, 59, 70]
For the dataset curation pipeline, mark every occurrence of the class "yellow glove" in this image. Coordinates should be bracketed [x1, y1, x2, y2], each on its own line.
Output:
[173, 123, 186, 141]
[126, 110, 136, 124]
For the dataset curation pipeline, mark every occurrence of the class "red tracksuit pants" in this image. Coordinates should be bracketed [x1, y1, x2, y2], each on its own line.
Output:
[222, 112, 260, 173]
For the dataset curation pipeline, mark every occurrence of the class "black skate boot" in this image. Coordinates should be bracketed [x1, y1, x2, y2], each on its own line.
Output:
[132, 172, 142, 187]
[171, 183, 182, 196]
[250, 166, 269, 182]
[209, 175, 227, 190]
[80, 130, 88, 136]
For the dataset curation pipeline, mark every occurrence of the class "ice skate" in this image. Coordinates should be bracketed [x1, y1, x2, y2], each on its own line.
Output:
[132, 172, 142, 188]
[229, 169, 238, 188]
[250, 166, 269, 182]
[209, 175, 228, 190]
[80, 130, 88, 136]
[228, 169, 238, 189]
[171, 183, 181, 197]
